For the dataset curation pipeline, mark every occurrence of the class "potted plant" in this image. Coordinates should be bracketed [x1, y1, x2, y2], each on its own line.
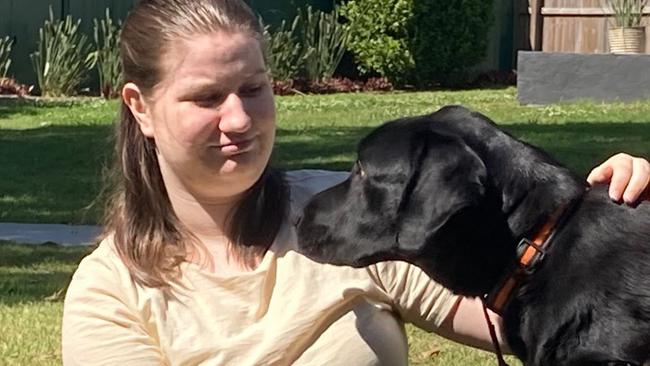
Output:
[606, 0, 648, 53]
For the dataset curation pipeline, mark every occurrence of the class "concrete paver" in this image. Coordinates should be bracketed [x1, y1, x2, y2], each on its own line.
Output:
[0, 223, 101, 246]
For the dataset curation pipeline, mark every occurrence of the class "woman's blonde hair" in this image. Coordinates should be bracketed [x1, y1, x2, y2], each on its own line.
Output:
[104, 0, 287, 288]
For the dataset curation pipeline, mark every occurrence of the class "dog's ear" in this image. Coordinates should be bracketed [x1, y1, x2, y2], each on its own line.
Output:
[395, 130, 487, 251]
[393, 129, 518, 295]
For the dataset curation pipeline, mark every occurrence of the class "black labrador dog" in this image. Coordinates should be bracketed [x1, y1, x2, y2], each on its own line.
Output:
[296, 105, 650, 366]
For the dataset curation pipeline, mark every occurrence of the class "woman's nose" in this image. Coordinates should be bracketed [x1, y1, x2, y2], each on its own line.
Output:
[218, 93, 252, 133]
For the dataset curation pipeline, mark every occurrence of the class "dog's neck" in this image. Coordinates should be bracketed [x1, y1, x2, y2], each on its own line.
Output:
[495, 159, 585, 239]
[437, 115, 587, 240]
[412, 115, 586, 298]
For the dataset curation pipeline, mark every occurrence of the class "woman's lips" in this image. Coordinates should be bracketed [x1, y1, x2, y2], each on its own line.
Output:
[216, 138, 255, 155]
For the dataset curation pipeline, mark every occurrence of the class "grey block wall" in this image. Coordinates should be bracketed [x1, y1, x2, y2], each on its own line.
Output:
[517, 51, 650, 105]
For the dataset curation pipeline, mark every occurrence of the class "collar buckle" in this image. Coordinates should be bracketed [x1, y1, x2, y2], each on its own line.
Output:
[516, 237, 547, 273]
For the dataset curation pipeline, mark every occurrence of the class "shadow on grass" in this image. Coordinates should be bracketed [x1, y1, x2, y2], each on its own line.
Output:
[0, 242, 91, 304]
[274, 125, 375, 171]
[0, 241, 92, 267]
[0, 124, 112, 224]
[502, 122, 650, 174]
[275, 122, 650, 174]
[0, 122, 649, 224]
[0, 270, 74, 305]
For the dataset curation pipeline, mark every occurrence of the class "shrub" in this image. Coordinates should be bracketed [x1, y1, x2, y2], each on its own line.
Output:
[341, 0, 495, 87]
[30, 8, 94, 97]
[263, 16, 308, 82]
[340, 0, 415, 85]
[409, 0, 495, 87]
[91, 9, 122, 99]
[300, 6, 350, 81]
[0, 36, 13, 78]
[263, 6, 349, 83]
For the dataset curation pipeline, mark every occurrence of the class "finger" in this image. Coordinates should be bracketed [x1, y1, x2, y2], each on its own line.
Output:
[608, 161, 633, 202]
[586, 163, 613, 185]
[622, 158, 650, 204]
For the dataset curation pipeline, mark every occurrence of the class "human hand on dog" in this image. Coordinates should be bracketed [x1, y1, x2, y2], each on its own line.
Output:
[587, 153, 650, 205]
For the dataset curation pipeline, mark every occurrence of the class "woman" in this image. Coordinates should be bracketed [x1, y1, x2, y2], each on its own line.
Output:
[61, 0, 650, 364]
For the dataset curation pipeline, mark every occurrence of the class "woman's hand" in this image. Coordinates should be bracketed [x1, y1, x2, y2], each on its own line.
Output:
[587, 153, 650, 205]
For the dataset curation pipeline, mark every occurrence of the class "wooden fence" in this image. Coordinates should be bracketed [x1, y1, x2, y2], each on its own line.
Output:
[520, 0, 650, 53]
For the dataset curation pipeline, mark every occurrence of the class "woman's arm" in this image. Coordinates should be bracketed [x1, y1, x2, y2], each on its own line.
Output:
[436, 297, 510, 353]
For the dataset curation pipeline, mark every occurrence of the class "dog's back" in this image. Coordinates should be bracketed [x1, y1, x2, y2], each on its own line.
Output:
[503, 185, 650, 365]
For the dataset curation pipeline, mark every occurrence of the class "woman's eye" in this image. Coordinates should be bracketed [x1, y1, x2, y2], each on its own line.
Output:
[194, 94, 223, 107]
[240, 85, 263, 96]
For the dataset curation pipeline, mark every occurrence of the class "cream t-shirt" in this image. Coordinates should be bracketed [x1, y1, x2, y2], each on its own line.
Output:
[62, 170, 459, 366]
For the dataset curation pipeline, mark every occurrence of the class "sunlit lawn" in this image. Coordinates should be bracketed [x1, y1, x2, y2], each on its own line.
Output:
[2, 88, 649, 364]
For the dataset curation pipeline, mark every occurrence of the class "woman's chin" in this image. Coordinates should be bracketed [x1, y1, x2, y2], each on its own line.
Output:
[218, 153, 259, 173]
[211, 157, 265, 185]
[198, 144, 271, 186]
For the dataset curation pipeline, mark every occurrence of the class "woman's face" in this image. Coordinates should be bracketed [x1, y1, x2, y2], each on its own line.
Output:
[143, 31, 276, 202]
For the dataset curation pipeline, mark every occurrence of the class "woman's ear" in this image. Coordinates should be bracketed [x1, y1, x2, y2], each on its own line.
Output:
[122, 82, 155, 138]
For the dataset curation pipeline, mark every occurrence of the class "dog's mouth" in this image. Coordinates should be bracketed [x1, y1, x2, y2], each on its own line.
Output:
[295, 219, 356, 266]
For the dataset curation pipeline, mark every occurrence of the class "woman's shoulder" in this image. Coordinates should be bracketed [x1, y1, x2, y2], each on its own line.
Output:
[285, 169, 349, 213]
[77, 236, 122, 268]
[66, 236, 136, 295]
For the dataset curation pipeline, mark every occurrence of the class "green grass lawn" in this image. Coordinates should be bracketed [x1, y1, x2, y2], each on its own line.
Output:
[2, 88, 650, 365]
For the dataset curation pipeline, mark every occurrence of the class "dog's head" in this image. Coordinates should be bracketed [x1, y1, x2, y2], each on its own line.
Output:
[297, 106, 584, 296]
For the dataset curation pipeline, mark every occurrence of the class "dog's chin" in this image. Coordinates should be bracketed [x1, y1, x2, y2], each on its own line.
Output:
[296, 227, 387, 268]
[296, 242, 333, 264]
[296, 226, 347, 265]
[298, 240, 408, 271]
